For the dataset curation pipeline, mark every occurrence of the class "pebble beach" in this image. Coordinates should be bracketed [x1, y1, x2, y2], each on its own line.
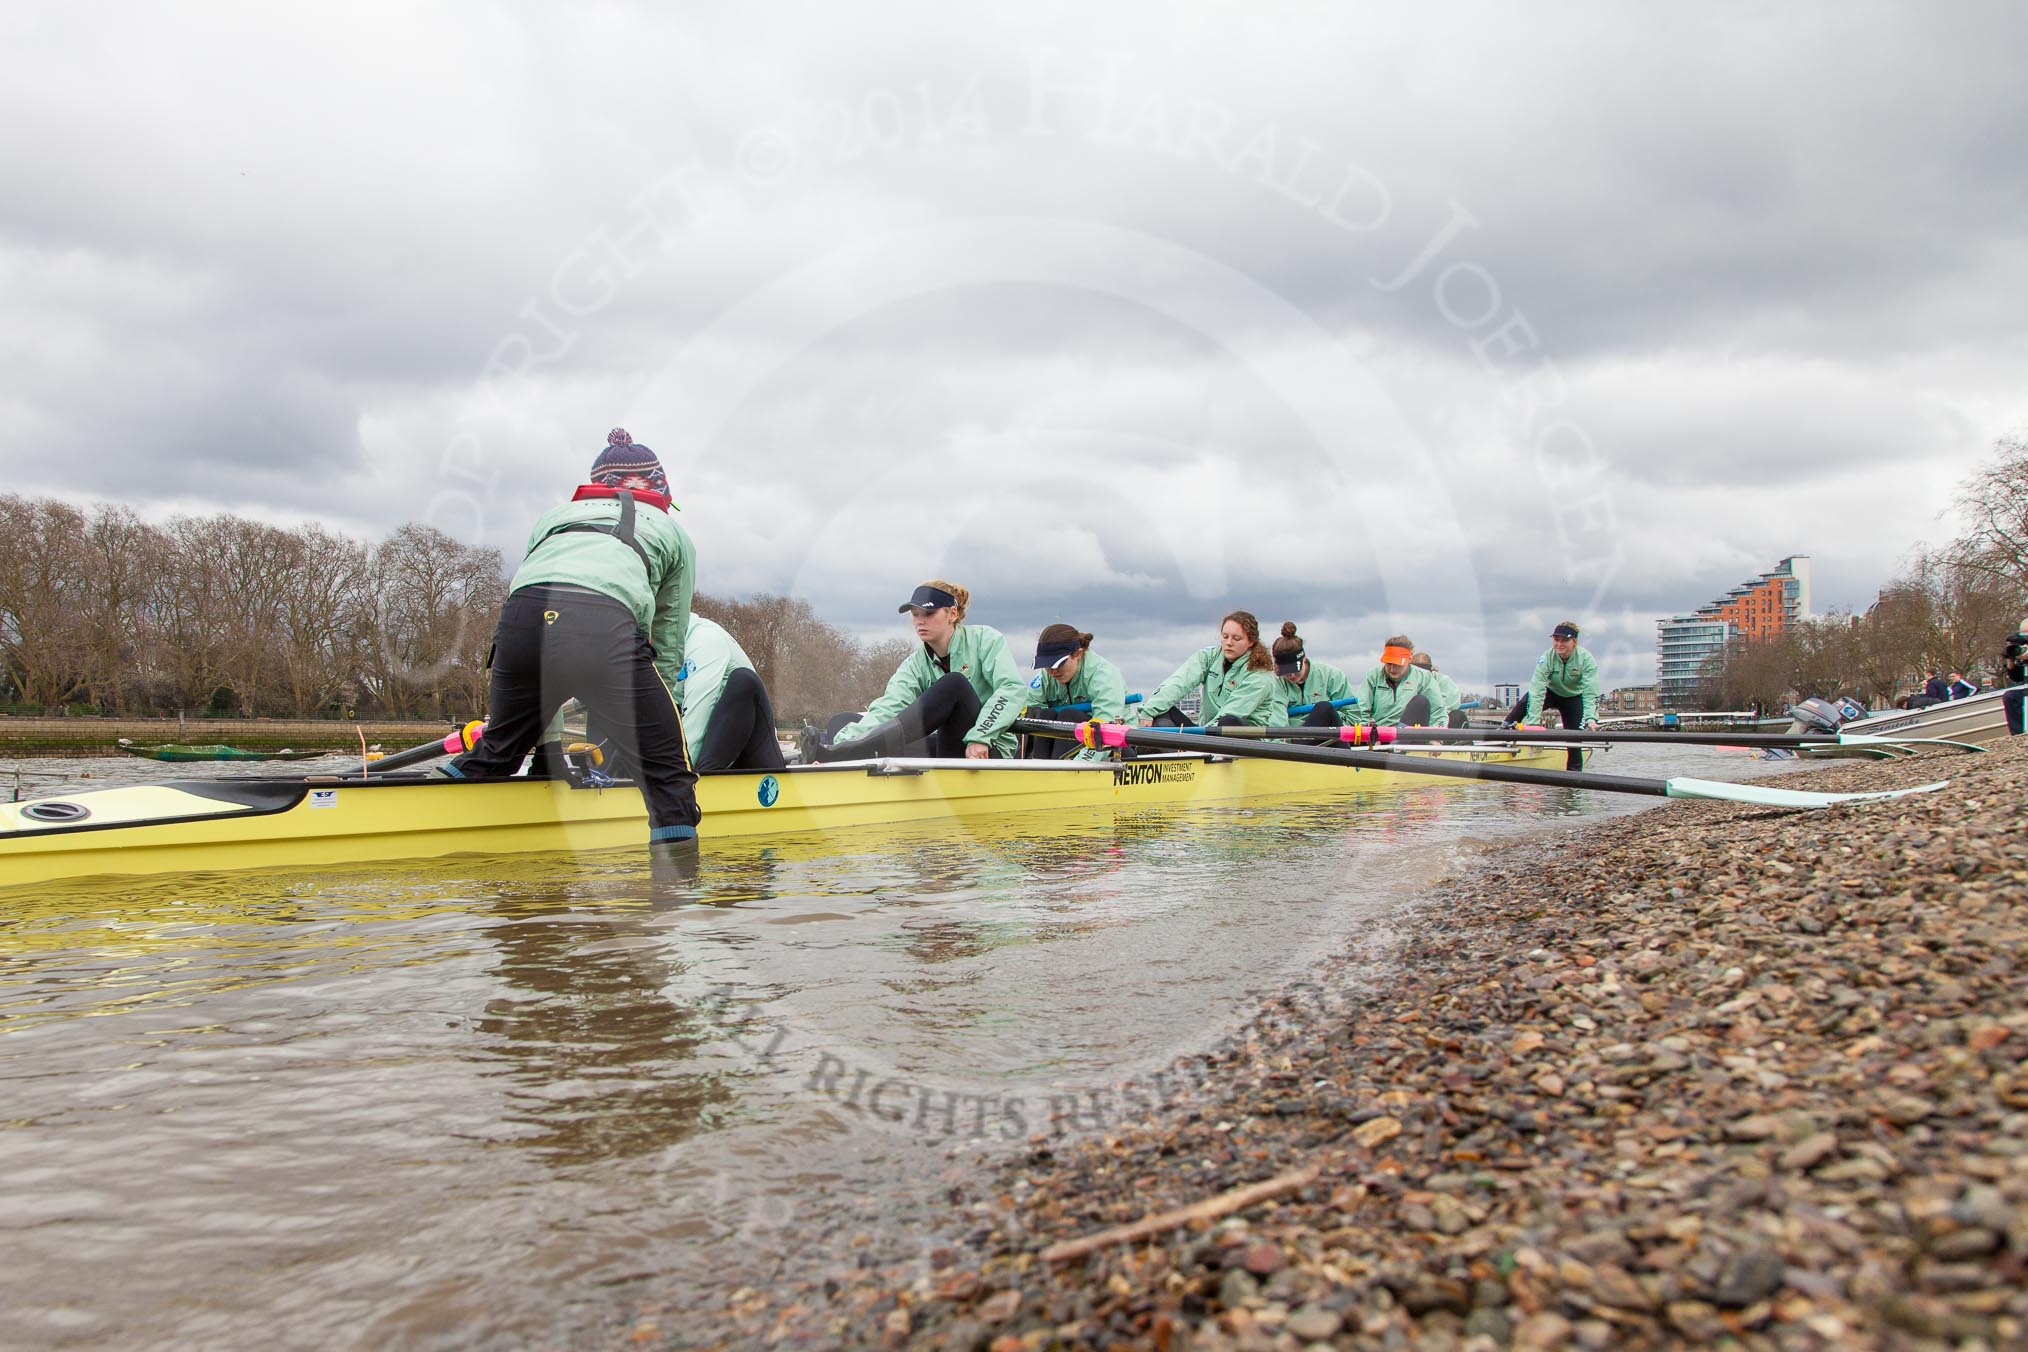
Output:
[651, 738, 2028, 1350]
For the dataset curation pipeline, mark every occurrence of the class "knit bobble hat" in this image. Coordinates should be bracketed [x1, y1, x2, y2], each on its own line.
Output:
[588, 428, 669, 497]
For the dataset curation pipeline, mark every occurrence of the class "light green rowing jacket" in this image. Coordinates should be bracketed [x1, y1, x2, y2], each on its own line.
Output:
[840, 623, 1031, 757]
[512, 491, 695, 686]
[1423, 669, 1462, 726]
[1526, 645, 1601, 725]
[674, 615, 755, 761]
[1356, 662, 1441, 726]
[1278, 659, 1356, 715]
[1028, 650, 1129, 762]
[1141, 646, 1285, 727]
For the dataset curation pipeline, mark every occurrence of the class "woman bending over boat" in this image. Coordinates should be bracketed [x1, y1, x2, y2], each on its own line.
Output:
[676, 615, 788, 771]
[1023, 624, 1128, 760]
[1272, 622, 1356, 727]
[804, 580, 1030, 761]
[1137, 611, 1285, 729]
[1354, 635, 1438, 728]
[1503, 619, 1599, 769]
[446, 428, 701, 860]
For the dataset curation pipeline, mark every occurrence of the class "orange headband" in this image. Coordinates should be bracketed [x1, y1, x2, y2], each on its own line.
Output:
[1381, 644, 1413, 664]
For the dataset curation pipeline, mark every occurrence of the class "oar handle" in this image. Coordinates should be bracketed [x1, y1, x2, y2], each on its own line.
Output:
[1288, 696, 1358, 716]
[1061, 693, 1145, 714]
[368, 720, 485, 773]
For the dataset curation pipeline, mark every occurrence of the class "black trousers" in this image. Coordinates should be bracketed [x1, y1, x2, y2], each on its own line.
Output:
[697, 667, 788, 772]
[828, 671, 992, 759]
[1021, 704, 1083, 759]
[449, 586, 700, 838]
[1300, 702, 1344, 727]
[2005, 687, 2025, 736]
[1507, 692, 1586, 772]
[1151, 707, 1245, 729]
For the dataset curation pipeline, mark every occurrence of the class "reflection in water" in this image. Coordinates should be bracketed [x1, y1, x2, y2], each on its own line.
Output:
[0, 746, 1790, 1349]
[474, 897, 741, 1164]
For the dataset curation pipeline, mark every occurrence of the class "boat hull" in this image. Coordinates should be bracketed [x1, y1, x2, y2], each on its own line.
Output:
[1804, 686, 2016, 752]
[1, 745, 1571, 887]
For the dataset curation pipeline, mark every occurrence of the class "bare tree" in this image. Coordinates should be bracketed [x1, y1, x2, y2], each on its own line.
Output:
[274, 525, 372, 716]
[1947, 435, 2028, 597]
[365, 525, 505, 718]
[0, 496, 92, 709]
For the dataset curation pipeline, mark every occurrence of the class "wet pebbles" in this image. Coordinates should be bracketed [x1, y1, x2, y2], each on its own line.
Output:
[642, 740, 2028, 1349]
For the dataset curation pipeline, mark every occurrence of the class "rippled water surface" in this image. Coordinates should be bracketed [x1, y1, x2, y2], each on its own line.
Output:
[1, 747, 1794, 1349]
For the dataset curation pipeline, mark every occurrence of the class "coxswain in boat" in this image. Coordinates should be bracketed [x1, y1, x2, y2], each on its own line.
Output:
[1354, 635, 1438, 728]
[1409, 651, 1467, 728]
[444, 428, 702, 863]
[1503, 619, 1600, 770]
[1137, 611, 1285, 729]
[803, 580, 1029, 760]
[1022, 624, 1128, 759]
[1271, 622, 1355, 727]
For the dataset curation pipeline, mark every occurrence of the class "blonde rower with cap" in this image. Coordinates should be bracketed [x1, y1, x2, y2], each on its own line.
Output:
[1354, 634, 1440, 727]
[1023, 624, 1128, 760]
[804, 580, 1030, 761]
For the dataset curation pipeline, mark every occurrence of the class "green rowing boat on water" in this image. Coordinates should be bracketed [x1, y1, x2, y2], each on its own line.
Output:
[115, 740, 329, 763]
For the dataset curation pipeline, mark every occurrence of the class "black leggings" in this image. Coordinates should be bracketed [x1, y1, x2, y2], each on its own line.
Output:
[1021, 704, 1083, 759]
[1300, 702, 1344, 728]
[1151, 707, 1246, 729]
[449, 586, 699, 837]
[1507, 692, 1586, 772]
[697, 667, 788, 772]
[827, 672, 992, 759]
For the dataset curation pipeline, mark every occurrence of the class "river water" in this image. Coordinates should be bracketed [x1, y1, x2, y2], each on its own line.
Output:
[0, 747, 1794, 1350]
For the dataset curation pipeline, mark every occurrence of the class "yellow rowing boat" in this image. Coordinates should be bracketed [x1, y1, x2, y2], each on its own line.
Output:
[0, 745, 1574, 887]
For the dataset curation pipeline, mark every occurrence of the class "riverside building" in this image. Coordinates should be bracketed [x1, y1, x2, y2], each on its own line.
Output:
[1656, 556, 1812, 707]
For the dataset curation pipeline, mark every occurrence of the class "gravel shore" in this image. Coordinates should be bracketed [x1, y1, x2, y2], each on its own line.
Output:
[634, 739, 2027, 1351]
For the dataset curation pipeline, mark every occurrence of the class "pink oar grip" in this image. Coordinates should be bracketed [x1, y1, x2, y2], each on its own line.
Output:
[1100, 723, 1129, 748]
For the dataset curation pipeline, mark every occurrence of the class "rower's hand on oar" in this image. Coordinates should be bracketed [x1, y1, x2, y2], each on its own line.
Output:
[965, 742, 991, 761]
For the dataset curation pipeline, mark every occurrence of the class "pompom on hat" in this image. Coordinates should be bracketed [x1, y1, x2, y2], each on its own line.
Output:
[589, 428, 670, 498]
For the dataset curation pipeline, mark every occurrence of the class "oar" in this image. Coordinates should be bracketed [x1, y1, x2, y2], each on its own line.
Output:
[364, 720, 486, 774]
[1061, 693, 1146, 714]
[1289, 696, 1358, 717]
[1310, 724, 1985, 754]
[1010, 719, 1947, 810]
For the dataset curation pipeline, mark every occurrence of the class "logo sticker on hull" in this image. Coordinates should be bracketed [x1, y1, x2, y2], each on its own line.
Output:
[308, 789, 338, 809]
[1112, 763, 1197, 786]
[757, 775, 780, 807]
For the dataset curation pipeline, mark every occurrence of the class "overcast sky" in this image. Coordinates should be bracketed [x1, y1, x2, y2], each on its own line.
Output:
[5, 2, 2023, 692]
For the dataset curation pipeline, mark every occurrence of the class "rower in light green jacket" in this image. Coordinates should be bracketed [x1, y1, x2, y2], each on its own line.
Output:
[1410, 651, 1463, 728]
[814, 579, 1031, 760]
[1504, 620, 1600, 770]
[1355, 634, 1441, 726]
[1138, 610, 1286, 728]
[1026, 624, 1128, 761]
[1270, 621, 1356, 726]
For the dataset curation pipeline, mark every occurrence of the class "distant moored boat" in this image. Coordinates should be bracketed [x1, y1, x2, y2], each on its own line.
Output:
[115, 740, 328, 763]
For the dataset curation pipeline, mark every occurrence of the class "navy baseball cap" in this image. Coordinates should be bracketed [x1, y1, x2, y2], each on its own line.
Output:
[899, 584, 958, 614]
